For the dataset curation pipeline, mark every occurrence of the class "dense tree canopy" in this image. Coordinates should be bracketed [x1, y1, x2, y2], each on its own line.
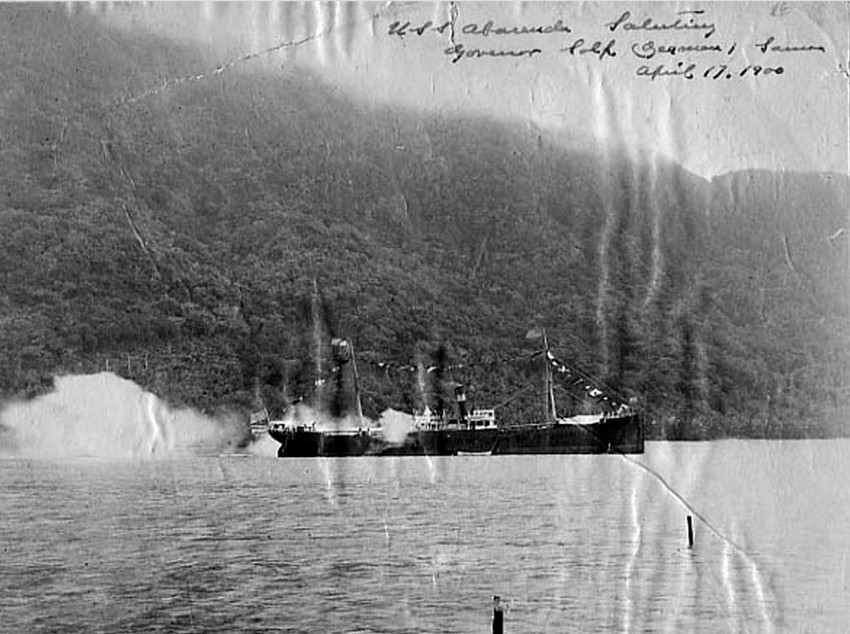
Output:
[1, 6, 848, 438]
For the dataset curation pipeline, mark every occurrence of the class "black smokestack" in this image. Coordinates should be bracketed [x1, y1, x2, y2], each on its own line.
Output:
[455, 384, 468, 425]
[433, 345, 448, 418]
[329, 338, 351, 418]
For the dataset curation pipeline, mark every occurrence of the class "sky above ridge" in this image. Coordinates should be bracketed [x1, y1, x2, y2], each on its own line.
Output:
[94, 1, 850, 179]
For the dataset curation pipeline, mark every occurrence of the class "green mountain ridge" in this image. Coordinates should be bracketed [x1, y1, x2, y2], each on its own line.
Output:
[1, 6, 848, 438]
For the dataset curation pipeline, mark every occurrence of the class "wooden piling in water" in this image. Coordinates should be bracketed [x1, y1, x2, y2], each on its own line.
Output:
[493, 596, 504, 634]
[687, 515, 694, 548]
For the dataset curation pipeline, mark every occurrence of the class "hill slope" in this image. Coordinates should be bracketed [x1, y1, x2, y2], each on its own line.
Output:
[1, 6, 847, 437]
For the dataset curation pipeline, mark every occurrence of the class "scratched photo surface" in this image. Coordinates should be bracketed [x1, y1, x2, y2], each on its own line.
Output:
[0, 2, 848, 633]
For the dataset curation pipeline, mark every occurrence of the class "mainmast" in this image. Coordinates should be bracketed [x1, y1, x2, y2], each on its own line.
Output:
[350, 341, 365, 427]
[311, 279, 325, 409]
[527, 325, 558, 422]
[542, 329, 557, 421]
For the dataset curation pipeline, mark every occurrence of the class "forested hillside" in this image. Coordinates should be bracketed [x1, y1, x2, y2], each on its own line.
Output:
[1, 6, 848, 438]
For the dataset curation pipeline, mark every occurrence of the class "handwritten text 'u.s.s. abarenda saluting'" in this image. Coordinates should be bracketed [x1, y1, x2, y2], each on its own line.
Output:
[386, 8, 827, 81]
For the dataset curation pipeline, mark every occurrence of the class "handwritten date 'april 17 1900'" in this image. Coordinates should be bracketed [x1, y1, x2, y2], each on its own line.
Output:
[636, 61, 785, 81]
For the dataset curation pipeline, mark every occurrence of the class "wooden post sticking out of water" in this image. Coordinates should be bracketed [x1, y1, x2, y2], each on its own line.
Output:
[687, 515, 694, 548]
[493, 596, 504, 634]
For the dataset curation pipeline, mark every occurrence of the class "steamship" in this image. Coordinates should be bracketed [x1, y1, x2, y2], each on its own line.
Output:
[265, 329, 644, 458]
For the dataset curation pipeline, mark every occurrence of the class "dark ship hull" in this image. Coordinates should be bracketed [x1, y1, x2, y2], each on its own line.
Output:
[495, 414, 643, 454]
[269, 413, 643, 457]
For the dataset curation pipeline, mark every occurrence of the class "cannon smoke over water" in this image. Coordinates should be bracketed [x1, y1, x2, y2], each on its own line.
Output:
[0, 373, 249, 460]
[276, 403, 414, 444]
[377, 409, 415, 444]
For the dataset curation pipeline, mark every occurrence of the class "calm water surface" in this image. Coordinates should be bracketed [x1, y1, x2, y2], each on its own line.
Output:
[1, 440, 848, 633]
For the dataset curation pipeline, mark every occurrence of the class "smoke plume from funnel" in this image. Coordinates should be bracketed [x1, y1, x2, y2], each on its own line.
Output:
[0, 373, 248, 460]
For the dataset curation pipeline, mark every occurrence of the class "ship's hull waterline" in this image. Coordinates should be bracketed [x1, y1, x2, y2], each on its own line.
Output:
[270, 414, 644, 457]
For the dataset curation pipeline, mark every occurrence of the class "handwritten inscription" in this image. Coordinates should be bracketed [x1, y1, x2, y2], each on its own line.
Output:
[462, 20, 572, 37]
[446, 44, 542, 64]
[605, 10, 717, 39]
[386, 8, 827, 79]
[636, 61, 784, 81]
[754, 36, 826, 54]
[631, 41, 729, 60]
[562, 39, 617, 61]
[388, 20, 452, 38]
[388, 19, 572, 39]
